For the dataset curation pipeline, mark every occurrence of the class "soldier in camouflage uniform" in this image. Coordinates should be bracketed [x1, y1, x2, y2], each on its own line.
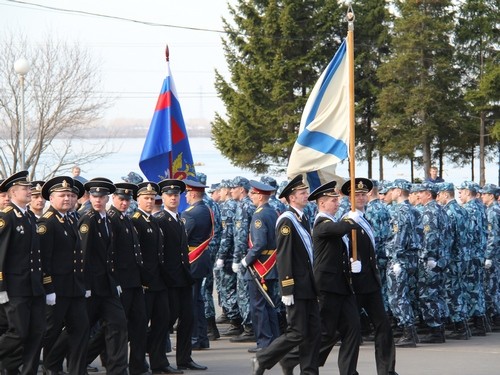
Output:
[409, 184, 424, 213]
[334, 190, 351, 221]
[229, 176, 256, 343]
[458, 181, 488, 335]
[386, 179, 420, 347]
[480, 184, 500, 331]
[414, 182, 451, 343]
[215, 180, 243, 335]
[196, 173, 223, 341]
[436, 183, 471, 339]
[365, 180, 392, 312]
[121, 171, 143, 217]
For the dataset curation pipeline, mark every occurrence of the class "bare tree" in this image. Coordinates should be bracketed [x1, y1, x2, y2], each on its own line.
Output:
[0, 31, 115, 180]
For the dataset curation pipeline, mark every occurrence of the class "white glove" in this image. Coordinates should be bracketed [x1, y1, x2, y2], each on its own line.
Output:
[215, 259, 224, 269]
[350, 258, 362, 273]
[346, 210, 361, 222]
[241, 258, 248, 268]
[427, 258, 437, 270]
[393, 263, 402, 277]
[485, 259, 493, 269]
[85, 290, 92, 298]
[0, 291, 9, 304]
[232, 262, 241, 273]
[46, 293, 56, 306]
[117, 285, 122, 296]
[282, 295, 294, 306]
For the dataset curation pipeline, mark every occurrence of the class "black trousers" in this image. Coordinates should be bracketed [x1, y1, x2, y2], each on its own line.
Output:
[256, 298, 321, 375]
[121, 287, 149, 374]
[145, 289, 170, 370]
[191, 278, 209, 348]
[356, 291, 396, 375]
[43, 296, 89, 375]
[280, 292, 361, 375]
[86, 295, 128, 375]
[0, 295, 46, 375]
[169, 286, 194, 364]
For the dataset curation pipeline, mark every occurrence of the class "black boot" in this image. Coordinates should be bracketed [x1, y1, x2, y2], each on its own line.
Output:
[222, 319, 243, 336]
[215, 311, 230, 324]
[230, 325, 256, 343]
[447, 321, 469, 340]
[206, 316, 220, 340]
[420, 326, 445, 344]
[470, 315, 487, 336]
[395, 326, 417, 348]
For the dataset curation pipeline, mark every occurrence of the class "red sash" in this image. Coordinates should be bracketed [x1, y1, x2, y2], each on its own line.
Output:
[248, 236, 277, 289]
[188, 208, 215, 264]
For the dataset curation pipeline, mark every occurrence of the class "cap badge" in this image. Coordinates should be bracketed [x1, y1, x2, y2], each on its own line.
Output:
[62, 180, 69, 188]
[147, 184, 153, 191]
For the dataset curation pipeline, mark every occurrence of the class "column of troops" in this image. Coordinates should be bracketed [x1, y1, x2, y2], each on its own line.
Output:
[0, 169, 499, 375]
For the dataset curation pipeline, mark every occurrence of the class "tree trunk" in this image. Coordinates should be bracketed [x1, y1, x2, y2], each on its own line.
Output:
[379, 153, 384, 180]
[479, 111, 486, 185]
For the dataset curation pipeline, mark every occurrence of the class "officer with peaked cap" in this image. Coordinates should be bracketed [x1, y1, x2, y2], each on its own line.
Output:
[108, 182, 151, 375]
[0, 171, 49, 374]
[155, 179, 207, 371]
[252, 175, 320, 375]
[38, 176, 89, 375]
[241, 180, 280, 353]
[343, 178, 398, 375]
[182, 179, 214, 351]
[79, 179, 129, 375]
[29, 180, 46, 218]
[131, 181, 181, 373]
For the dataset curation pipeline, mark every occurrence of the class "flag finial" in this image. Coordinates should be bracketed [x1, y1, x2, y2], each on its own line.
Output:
[346, 4, 355, 30]
[165, 45, 170, 62]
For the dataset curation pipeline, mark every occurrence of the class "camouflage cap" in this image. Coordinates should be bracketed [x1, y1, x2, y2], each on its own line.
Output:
[410, 183, 421, 193]
[437, 182, 454, 192]
[260, 176, 278, 189]
[413, 181, 438, 193]
[378, 181, 392, 194]
[219, 179, 231, 189]
[390, 179, 411, 191]
[276, 180, 288, 196]
[458, 181, 479, 193]
[480, 183, 499, 195]
[196, 172, 207, 186]
[230, 176, 250, 191]
[122, 171, 144, 184]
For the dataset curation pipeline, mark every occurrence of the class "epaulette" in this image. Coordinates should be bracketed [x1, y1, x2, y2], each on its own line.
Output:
[84, 210, 95, 218]
[132, 212, 141, 219]
[42, 211, 53, 219]
[185, 206, 194, 212]
[108, 210, 116, 217]
[2, 206, 13, 213]
[322, 219, 331, 223]
[255, 207, 263, 213]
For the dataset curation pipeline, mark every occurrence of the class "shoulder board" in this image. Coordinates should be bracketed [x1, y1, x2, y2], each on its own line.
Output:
[322, 219, 331, 223]
[42, 211, 54, 219]
[2, 206, 13, 213]
[108, 210, 116, 217]
[255, 207, 263, 213]
[132, 212, 141, 219]
[185, 206, 194, 212]
[84, 210, 95, 218]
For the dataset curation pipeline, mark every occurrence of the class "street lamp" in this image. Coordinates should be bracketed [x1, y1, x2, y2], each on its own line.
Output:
[14, 57, 30, 171]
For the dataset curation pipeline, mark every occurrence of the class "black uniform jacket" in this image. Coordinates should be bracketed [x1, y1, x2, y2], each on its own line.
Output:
[79, 208, 118, 297]
[349, 222, 382, 294]
[0, 203, 46, 297]
[155, 210, 194, 288]
[108, 205, 144, 289]
[38, 206, 85, 297]
[275, 207, 318, 299]
[312, 215, 358, 295]
[131, 209, 166, 291]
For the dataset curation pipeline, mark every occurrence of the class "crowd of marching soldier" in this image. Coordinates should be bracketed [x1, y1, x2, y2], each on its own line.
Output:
[0, 166, 499, 375]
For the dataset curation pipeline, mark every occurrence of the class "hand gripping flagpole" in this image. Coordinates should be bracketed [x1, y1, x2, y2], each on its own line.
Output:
[346, 4, 358, 260]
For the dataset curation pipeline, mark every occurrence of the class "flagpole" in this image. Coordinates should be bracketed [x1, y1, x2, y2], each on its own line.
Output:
[165, 44, 174, 178]
[347, 4, 358, 260]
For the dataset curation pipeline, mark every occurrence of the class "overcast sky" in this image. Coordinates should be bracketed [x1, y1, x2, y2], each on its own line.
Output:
[0, 0, 233, 122]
